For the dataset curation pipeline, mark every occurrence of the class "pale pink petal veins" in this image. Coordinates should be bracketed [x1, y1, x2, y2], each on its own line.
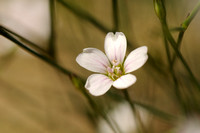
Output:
[85, 74, 113, 96]
[113, 74, 136, 89]
[104, 32, 127, 64]
[76, 48, 110, 73]
[124, 46, 148, 73]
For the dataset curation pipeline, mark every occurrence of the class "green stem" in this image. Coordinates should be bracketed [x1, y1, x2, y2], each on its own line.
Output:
[163, 33, 187, 114]
[132, 100, 176, 121]
[112, 0, 119, 32]
[57, 0, 111, 33]
[0, 27, 72, 76]
[108, 90, 176, 121]
[181, 1, 200, 30]
[123, 89, 145, 133]
[1, 26, 47, 54]
[171, 0, 200, 66]
[163, 18, 200, 91]
[49, 0, 57, 58]
[154, 0, 200, 90]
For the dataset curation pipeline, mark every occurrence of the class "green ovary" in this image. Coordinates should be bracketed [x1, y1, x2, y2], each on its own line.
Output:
[107, 64, 124, 81]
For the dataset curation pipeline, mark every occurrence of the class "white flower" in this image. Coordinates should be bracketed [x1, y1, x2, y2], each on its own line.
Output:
[174, 116, 200, 133]
[97, 102, 149, 133]
[76, 32, 148, 96]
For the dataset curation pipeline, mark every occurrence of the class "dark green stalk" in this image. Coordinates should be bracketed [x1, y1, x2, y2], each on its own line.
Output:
[108, 90, 176, 121]
[154, 0, 200, 90]
[57, 0, 111, 33]
[163, 34, 187, 114]
[112, 0, 119, 32]
[163, 17, 200, 91]
[0, 27, 73, 77]
[108, 90, 175, 121]
[171, 1, 200, 65]
[132, 100, 176, 121]
[123, 89, 145, 133]
[49, 0, 57, 58]
[162, 31, 179, 101]
[181, 1, 200, 30]
[1, 26, 47, 54]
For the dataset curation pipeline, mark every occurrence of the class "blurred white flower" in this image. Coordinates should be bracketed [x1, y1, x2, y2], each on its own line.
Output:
[97, 102, 149, 133]
[174, 116, 200, 133]
[0, 0, 50, 45]
[76, 32, 148, 96]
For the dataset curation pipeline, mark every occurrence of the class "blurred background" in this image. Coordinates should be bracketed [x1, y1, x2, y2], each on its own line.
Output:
[0, 0, 200, 133]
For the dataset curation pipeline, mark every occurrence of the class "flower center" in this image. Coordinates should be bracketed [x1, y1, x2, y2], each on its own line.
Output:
[107, 60, 123, 81]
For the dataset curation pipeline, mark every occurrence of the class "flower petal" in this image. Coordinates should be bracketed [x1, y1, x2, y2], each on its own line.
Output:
[85, 74, 113, 96]
[76, 48, 110, 73]
[124, 46, 148, 73]
[113, 74, 136, 89]
[104, 32, 127, 64]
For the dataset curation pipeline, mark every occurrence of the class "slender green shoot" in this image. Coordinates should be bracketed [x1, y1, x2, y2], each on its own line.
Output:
[57, 0, 111, 33]
[172, 1, 200, 65]
[48, 0, 57, 58]
[154, 0, 200, 91]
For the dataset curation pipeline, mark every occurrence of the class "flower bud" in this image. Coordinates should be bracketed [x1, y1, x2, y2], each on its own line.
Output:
[153, 0, 166, 21]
